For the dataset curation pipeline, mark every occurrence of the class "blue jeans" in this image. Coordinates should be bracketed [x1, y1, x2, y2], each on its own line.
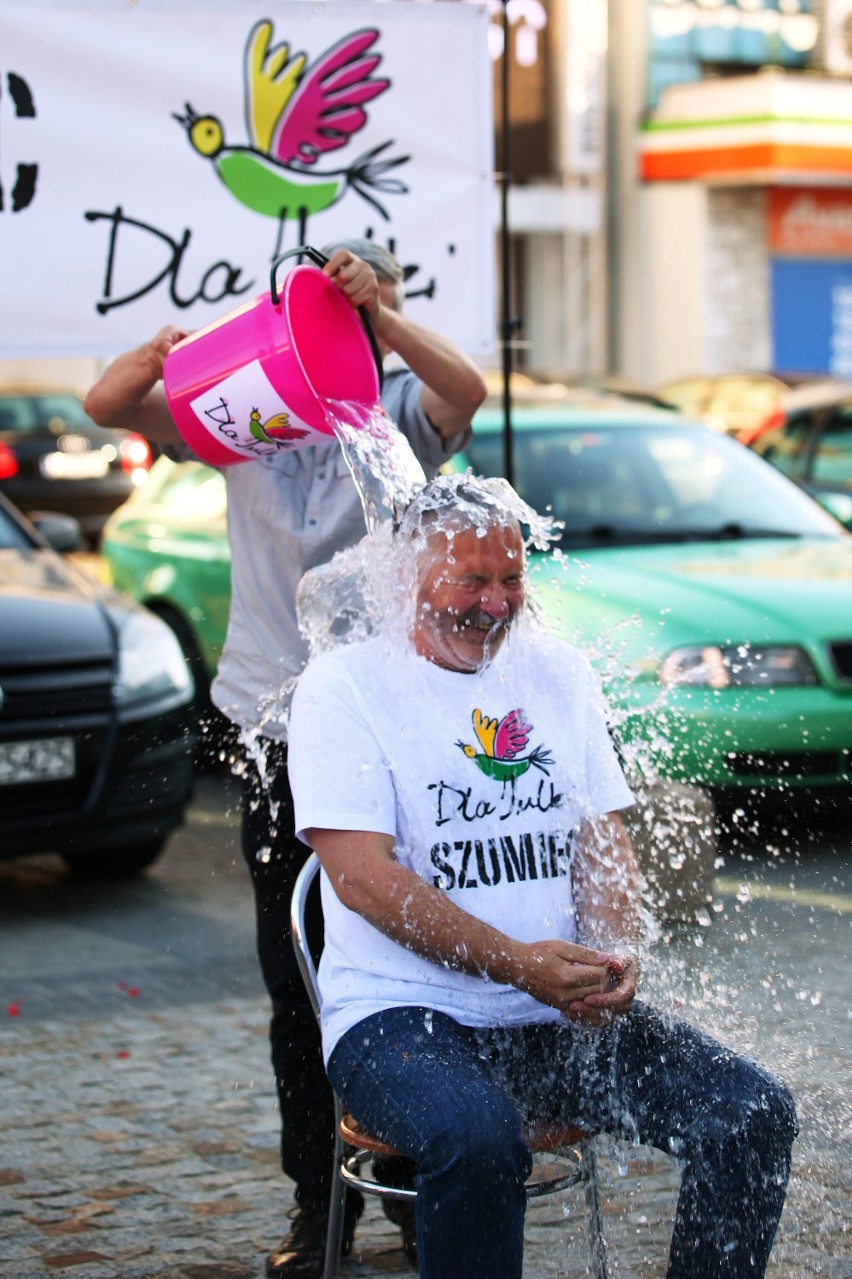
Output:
[327, 1003, 796, 1278]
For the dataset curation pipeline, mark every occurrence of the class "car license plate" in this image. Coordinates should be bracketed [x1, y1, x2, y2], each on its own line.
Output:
[0, 737, 76, 784]
[39, 450, 109, 479]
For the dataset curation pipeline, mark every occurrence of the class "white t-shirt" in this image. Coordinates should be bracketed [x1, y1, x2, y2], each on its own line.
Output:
[288, 626, 635, 1063]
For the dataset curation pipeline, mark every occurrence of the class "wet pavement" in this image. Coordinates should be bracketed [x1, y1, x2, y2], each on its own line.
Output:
[1, 775, 850, 1278]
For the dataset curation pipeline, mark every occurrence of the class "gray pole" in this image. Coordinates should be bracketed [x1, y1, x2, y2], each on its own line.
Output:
[499, 0, 515, 488]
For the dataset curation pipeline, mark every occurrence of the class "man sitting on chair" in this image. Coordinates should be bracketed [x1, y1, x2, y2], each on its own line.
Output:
[287, 474, 796, 1279]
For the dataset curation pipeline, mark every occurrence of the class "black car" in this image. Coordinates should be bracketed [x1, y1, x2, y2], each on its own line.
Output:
[0, 386, 153, 546]
[0, 494, 196, 876]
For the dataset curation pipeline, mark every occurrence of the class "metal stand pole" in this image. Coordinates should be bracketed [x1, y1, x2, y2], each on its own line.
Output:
[499, 0, 516, 489]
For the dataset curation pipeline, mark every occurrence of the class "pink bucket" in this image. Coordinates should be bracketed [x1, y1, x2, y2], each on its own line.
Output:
[163, 247, 382, 466]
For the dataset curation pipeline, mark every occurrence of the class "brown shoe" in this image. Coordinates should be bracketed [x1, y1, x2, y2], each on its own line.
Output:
[266, 1200, 360, 1278]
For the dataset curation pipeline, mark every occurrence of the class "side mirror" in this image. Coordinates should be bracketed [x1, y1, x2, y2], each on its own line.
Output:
[28, 511, 84, 553]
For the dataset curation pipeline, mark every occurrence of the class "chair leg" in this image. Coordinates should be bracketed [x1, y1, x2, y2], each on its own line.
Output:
[323, 1128, 347, 1279]
[582, 1141, 609, 1279]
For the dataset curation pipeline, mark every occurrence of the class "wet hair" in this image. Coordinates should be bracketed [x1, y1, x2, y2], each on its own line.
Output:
[398, 473, 517, 539]
[396, 472, 559, 553]
[321, 237, 405, 311]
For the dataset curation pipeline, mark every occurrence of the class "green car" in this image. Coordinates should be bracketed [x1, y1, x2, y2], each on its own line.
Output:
[102, 401, 852, 805]
[447, 404, 852, 808]
[101, 456, 232, 760]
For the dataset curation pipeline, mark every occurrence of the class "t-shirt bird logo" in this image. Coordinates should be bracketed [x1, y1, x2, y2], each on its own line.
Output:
[458, 709, 554, 782]
[174, 20, 409, 256]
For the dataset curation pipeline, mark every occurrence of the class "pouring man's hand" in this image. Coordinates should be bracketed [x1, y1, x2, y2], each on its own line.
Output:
[323, 249, 381, 317]
[84, 325, 191, 443]
[148, 325, 190, 378]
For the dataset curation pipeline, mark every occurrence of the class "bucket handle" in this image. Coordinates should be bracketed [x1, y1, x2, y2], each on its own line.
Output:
[269, 246, 384, 390]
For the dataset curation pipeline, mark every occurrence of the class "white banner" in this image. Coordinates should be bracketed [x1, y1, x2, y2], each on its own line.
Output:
[0, 0, 494, 358]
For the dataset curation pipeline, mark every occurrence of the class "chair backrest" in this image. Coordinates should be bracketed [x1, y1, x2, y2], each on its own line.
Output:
[291, 851, 323, 1023]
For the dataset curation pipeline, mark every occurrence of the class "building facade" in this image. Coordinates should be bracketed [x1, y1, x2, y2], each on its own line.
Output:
[506, 0, 852, 386]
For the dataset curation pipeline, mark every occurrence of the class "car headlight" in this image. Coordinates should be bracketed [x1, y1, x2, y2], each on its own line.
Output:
[115, 611, 193, 705]
[659, 644, 818, 688]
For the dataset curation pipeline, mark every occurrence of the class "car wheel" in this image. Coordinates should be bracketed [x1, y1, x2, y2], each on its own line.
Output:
[624, 780, 718, 923]
[153, 606, 237, 773]
[61, 838, 167, 878]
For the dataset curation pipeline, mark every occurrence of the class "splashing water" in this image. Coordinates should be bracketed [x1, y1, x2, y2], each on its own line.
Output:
[296, 400, 562, 664]
[295, 532, 385, 661]
[294, 401, 427, 663]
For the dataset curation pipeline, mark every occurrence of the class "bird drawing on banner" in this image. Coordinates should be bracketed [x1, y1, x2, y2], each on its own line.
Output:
[458, 708, 554, 782]
[174, 20, 409, 256]
[248, 407, 310, 447]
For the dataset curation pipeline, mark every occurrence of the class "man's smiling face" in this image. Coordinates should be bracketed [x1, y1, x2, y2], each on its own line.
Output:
[411, 521, 525, 673]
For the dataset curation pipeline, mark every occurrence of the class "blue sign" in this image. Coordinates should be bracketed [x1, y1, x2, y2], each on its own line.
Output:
[772, 258, 852, 377]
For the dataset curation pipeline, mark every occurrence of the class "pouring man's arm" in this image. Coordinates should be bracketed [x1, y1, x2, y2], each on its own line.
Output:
[83, 326, 187, 445]
[374, 307, 488, 440]
[323, 249, 487, 441]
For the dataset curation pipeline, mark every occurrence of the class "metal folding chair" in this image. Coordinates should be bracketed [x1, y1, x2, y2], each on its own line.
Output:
[290, 851, 609, 1279]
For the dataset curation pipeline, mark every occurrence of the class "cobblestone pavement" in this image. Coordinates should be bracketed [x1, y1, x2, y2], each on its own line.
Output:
[1, 781, 850, 1278]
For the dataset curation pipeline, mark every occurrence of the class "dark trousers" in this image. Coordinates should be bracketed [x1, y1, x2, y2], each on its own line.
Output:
[240, 738, 335, 1206]
[328, 1004, 797, 1279]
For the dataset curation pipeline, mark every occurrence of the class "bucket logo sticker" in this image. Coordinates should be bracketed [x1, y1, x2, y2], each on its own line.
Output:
[189, 360, 325, 458]
[457, 709, 554, 783]
[248, 407, 309, 448]
[174, 20, 409, 256]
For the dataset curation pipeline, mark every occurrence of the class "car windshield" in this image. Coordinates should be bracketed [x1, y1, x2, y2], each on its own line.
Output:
[0, 394, 96, 436]
[463, 422, 844, 549]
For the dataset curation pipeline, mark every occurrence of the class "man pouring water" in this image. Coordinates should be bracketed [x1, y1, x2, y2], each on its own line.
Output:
[84, 241, 487, 1278]
[286, 472, 798, 1279]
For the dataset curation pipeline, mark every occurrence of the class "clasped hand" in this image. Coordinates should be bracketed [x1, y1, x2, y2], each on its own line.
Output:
[520, 938, 638, 1027]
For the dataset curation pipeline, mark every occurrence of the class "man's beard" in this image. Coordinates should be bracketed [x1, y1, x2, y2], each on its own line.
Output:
[454, 607, 509, 637]
[417, 605, 519, 672]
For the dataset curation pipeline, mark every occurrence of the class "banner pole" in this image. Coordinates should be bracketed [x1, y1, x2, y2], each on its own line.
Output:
[499, 0, 515, 490]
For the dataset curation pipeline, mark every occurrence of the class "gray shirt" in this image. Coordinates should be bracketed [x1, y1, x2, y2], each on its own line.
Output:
[211, 366, 470, 740]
